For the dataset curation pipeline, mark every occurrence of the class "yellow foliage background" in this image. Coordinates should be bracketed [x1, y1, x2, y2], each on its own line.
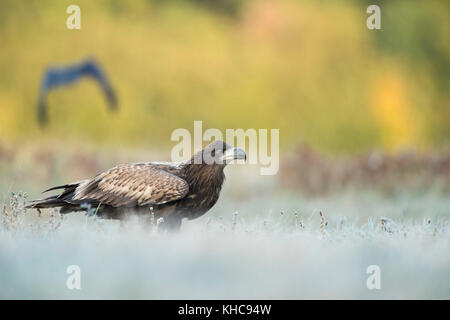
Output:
[0, 0, 448, 153]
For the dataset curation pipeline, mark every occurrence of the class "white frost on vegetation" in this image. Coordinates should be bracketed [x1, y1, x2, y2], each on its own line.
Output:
[0, 191, 449, 299]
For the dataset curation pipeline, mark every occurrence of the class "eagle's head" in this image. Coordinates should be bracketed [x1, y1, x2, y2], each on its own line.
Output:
[191, 140, 246, 166]
[183, 140, 246, 192]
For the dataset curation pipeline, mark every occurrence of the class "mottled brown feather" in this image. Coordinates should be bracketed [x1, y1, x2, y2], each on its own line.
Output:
[73, 163, 189, 207]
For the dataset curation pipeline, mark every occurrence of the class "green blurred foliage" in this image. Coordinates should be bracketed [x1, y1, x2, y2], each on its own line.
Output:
[0, 0, 448, 153]
[368, 0, 450, 147]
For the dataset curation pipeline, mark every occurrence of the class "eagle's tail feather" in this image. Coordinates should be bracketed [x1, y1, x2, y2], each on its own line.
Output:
[26, 182, 85, 212]
[42, 181, 86, 193]
[26, 196, 68, 209]
[42, 184, 70, 193]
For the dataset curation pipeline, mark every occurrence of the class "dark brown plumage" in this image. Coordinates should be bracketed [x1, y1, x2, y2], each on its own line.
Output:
[27, 141, 246, 230]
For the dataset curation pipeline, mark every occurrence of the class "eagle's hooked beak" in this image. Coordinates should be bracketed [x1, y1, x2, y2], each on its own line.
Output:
[222, 147, 247, 163]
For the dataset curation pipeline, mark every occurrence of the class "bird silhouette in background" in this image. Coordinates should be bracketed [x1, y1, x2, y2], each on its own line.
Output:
[37, 58, 117, 126]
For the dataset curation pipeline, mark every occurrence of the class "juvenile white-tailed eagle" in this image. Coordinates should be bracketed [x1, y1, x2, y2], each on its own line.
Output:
[27, 141, 246, 230]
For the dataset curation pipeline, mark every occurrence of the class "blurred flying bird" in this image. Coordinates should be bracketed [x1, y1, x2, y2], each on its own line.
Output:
[27, 141, 246, 230]
[37, 58, 117, 126]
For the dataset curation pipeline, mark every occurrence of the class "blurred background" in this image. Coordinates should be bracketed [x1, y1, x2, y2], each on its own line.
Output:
[0, 0, 448, 204]
[0, 0, 448, 149]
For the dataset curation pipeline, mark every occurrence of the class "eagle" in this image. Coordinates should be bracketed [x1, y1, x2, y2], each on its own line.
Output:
[27, 141, 246, 230]
[37, 58, 117, 126]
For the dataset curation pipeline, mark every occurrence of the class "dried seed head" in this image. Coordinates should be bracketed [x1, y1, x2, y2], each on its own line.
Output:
[231, 211, 238, 231]
[149, 207, 155, 226]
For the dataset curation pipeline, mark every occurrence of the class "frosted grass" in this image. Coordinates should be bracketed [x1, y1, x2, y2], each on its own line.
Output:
[0, 192, 448, 299]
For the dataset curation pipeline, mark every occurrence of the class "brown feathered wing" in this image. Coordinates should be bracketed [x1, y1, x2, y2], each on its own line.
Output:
[73, 163, 189, 207]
